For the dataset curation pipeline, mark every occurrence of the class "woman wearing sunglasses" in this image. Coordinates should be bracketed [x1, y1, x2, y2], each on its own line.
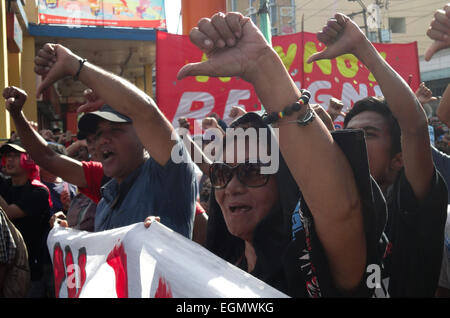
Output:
[177, 12, 386, 297]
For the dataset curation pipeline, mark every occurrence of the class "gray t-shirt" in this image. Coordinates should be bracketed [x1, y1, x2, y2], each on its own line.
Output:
[94, 143, 197, 239]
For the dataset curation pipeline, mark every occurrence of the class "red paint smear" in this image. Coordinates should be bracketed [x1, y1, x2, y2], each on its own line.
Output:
[53, 243, 65, 298]
[106, 242, 128, 298]
[75, 247, 87, 298]
[64, 246, 76, 298]
[154, 277, 173, 298]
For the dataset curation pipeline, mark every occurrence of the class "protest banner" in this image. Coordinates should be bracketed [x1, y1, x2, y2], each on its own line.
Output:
[156, 30, 420, 131]
[47, 221, 289, 298]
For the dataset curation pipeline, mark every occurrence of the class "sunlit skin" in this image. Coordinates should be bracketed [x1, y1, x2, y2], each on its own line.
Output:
[93, 120, 145, 183]
[2, 151, 29, 186]
[214, 140, 279, 243]
[345, 111, 402, 193]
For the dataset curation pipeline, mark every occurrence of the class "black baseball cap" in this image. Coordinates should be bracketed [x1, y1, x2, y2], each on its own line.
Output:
[0, 140, 27, 154]
[78, 104, 132, 134]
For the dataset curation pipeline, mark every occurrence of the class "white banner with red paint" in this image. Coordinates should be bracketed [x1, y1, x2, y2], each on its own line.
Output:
[47, 221, 289, 298]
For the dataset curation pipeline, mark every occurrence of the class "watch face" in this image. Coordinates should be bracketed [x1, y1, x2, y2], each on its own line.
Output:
[296, 107, 315, 126]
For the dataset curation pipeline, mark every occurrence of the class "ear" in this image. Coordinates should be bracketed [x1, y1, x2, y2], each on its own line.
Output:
[389, 152, 403, 173]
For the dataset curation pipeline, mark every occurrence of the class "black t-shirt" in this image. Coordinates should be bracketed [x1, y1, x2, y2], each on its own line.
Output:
[379, 169, 448, 297]
[0, 175, 50, 280]
[253, 129, 387, 297]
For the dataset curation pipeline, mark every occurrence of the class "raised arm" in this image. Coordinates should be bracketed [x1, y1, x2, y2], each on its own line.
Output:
[178, 12, 365, 291]
[309, 14, 434, 202]
[437, 84, 450, 127]
[34, 44, 176, 166]
[2, 86, 88, 188]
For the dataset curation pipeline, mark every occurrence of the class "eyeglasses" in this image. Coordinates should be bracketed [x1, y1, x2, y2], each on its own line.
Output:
[209, 161, 271, 189]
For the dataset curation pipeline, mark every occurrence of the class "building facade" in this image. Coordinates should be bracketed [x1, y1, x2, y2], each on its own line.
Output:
[227, 0, 450, 97]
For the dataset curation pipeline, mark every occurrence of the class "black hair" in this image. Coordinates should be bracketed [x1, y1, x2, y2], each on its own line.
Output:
[205, 112, 293, 292]
[344, 96, 402, 156]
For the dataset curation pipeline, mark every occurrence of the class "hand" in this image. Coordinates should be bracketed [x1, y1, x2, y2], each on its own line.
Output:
[415, 82, 438, 105]
[311, 104, 335, 131]
[144, 216, 160, 228]
[28, 121, 39, 131]
[202, 117, 220, 131]
[327, 98, 346, 121]
[50, 211, 68, 229]
[34, 43, 81, 97]
[425, 4, 450, 61]
[229, 106, 247, 119]
[40, 129, 55, 141]
[3, 86, 27, 117]
[77, 88, 104, 113]
[60, 187, 71, 212]
[177, 12, 272, 83]
[307, 13, 368, 64]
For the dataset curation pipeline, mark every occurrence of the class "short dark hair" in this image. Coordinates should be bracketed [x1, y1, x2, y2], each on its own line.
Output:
[344, 96, 401, 156]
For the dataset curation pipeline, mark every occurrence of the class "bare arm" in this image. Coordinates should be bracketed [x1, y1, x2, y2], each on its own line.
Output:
[35, 44, 176, 166]
[437, 84, 450, 127]
[178, 12, 365, 291]
[177, 128, 212, 176]
[309, 14, 434, 202]
[0, 195, 25, 220]
[2, 86, 88, 188]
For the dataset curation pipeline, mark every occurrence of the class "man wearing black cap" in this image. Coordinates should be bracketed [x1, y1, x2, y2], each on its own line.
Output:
[3, 42, 197, 239]
[0, 140, 51, 297]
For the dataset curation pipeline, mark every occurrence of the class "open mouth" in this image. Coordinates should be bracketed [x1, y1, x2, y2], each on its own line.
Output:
[101, 150, 115, 161]
[229, 205, 252, 213]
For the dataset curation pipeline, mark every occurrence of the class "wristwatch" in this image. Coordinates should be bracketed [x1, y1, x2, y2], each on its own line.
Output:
[295, 106, 316, 126]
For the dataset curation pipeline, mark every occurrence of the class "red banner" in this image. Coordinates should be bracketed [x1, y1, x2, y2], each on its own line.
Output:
[156, 31, 420, 131]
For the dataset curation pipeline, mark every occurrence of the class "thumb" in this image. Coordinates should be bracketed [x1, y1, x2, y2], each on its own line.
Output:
[177, 62, 211, 80]
[6, 97, 15, 107]
[307, 50, 329, 64]
[424, 41, 445, 61]
[36, 75, 55, 98]
[77, 100, 104, 114]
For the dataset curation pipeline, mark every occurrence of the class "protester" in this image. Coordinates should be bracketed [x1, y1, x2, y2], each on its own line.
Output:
[178, 11, 386, 297]
[4, 42, 198, 239]
[412, 83, 450, 203]
[0, 207, 14, 294]
[0, 207, 30, 297]
[40, 142, 77, 216]
[50, 131, 104, 232]
[311, 13, 450, 296]
[0, 138, 52, 297]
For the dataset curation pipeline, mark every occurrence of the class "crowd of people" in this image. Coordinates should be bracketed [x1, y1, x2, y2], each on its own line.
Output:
[1, 5, 450, 298]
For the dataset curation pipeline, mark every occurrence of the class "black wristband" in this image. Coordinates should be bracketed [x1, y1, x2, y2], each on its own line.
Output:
[73, 58, 87, 81]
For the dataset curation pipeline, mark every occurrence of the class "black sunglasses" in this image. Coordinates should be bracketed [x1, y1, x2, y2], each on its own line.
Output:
[209, 161, 271, 189]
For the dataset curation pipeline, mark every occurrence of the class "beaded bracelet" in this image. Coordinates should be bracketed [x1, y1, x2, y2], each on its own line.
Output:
[263, 89, 312, 126]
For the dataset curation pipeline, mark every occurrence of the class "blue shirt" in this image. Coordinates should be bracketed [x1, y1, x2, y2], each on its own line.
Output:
[43, 181, 77, 215]
[94, 143, 197, 238]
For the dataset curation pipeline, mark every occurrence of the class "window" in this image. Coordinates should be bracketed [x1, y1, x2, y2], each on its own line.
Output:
[388, 17, 406, 33]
